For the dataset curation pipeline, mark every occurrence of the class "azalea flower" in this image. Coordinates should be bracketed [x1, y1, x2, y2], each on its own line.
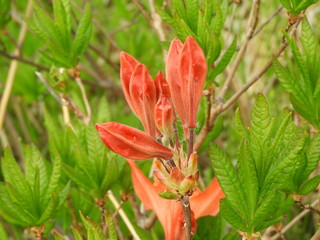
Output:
[96, 36, 224, 239]
[127, 160, 224, 240]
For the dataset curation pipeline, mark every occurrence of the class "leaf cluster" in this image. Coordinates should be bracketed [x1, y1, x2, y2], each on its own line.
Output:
[274, 18, 320, 129]
[156, 0, 236, 82]
[0, 145, 70, 226]
[210, 93, 320, 235]
[62, 124, 119, 199]
[25, 0, 92, 68]
[53, 211, 117, 240]
[279, 0, 319, 16]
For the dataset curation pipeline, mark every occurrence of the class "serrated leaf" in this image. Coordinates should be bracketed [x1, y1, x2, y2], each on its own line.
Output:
[73, 3, 92, 61]
[37, 192, 59, 224]
[211, 37, 236, 79]
[101, 155, 118, 194]
[253, 190, 275, 225]
[210, 145, 248, 218]
[220, 198, 247, 231]
[25, 145, 49, 209]
[43, 151, 61, 207]
[62, 163, 90, 191]
[234, 108, 247, 138]
[238, 138, 258, 216]
[1, 149, 33, 208]
[212, 2, 223, 35]
[185, 0, 199, 32]
[71, 226, 84, 240]
[303, 133, 320, 179]
[261, 133, 308, 201]
[273, 58, 307, 105]
[299, 175, 320, 195]
[206, 32, 221, 67]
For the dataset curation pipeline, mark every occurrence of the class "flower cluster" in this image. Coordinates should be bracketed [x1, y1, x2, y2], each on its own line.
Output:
[96, 36, 208, 197]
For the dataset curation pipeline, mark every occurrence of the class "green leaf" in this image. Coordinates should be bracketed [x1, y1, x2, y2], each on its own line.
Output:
[253, 190, 276, 226]
[101, 155, 118, 194]
[220, 198, 247, 232]
[185, 0, 199, 32]
[279, 0, 293, 10]
[210, 37, 237, 79]
[261, 133, 308, 201]
[25, 145, 49, 208]
[71, 226, 84, 240]
[234, 108, 247, 139]
[106, 213, 118, 240]
[298, 175, 320, 195]
[43, 151, 61, 207]
[238, 138, 258, 216]
[0, 221, 8, 240]
[1, 148, 33, 208]
[73, 3, 92, 61]
[210, 145, 248, 218]
[37, 192, 59, 224]
[206, 32, 221, 68]
[303, 133, 320, 179]
[159, 190, 180, 200]
[212, 2, 223, 35]
[296, 0, 318, 12]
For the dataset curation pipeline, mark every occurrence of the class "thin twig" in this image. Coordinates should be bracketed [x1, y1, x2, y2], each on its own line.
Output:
[218, 0, 261, 100]
[75, 77, 91, 125]
[0, 0, 33, 133]
[107, 191, 141, 240]
[132, 0, 153, 24]
[148, 0, 167, 58]
[0, 50, 50, 71]
[35, 72, 66, 105]
[253, 6, 284, 37]
[222, 20, 300, 112]
[269, 200, 318, 240]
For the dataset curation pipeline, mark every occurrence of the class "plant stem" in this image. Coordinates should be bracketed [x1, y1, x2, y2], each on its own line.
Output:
[0, 0, 33, 133]
[180, 196, 193, 240]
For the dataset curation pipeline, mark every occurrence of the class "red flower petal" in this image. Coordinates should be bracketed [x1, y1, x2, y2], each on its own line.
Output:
[96, 122, 172, 160]
[120, 52, 139, 115]
[166, 39, 188, 132]
[179, 36, 207, 128]
[129, 64, 159, 137]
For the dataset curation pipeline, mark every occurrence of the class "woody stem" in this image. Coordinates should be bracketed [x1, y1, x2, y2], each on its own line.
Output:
[180, 196, 193, 240]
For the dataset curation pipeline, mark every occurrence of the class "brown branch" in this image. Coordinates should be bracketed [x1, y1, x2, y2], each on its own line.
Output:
[269, 200, 318, 240]
[218, 0, 261, 99]
[181, 196, 193, 240]
[132, 0, 153, 24]
[253, 6, 284, 37]
[0, 50, 50, 71]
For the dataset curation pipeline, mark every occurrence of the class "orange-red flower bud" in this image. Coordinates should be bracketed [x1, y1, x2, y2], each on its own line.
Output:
[120, 52, 139, 115]
[155, 71, 171, 99]
[179, 36, 207, 128]
[120, 52, 160, 138]
[129, 64, 159, 138]
[96, 122, 172, 160]
[166, 39, 188, 134]
[154, 95, 175, 137]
